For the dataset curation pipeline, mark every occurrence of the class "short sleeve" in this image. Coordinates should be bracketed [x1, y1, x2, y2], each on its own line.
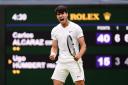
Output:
[76, 25, 84, 39]
[51, 28, 57, 40]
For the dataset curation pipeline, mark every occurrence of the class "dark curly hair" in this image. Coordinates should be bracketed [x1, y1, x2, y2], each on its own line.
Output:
[54, 5, 68, 15]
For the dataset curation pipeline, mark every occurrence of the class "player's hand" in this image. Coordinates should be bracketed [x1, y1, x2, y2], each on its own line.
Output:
[49, 53, 56, 61]
[74, 53, 81, 61]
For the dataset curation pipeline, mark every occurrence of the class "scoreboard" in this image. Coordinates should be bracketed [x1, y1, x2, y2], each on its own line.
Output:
[0, 5, 128, 85]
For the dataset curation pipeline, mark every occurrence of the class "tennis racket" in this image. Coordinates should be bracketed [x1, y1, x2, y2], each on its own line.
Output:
[67, 35, 81, 72]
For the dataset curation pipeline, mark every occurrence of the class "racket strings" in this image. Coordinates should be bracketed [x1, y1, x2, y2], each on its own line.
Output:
[67, 35, 76, 56]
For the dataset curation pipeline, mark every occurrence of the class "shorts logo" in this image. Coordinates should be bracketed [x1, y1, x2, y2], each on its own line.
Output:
[77, 75, 80, 78]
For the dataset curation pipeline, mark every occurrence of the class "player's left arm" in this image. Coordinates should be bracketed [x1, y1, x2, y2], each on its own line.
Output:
[75, 36, 86, 61]
[78, 36, 86, 57]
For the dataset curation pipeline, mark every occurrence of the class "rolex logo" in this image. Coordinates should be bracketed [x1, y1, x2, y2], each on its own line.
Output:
[103, 12, 111, 21]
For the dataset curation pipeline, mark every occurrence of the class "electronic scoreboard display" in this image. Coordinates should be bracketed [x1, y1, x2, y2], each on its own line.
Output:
[0, 5, 128, 85]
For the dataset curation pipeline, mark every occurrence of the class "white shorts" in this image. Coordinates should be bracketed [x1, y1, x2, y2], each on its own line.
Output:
[51, 61, 85, 83]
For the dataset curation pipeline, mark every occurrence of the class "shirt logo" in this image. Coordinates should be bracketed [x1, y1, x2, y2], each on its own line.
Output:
[69, 31, 72, 33]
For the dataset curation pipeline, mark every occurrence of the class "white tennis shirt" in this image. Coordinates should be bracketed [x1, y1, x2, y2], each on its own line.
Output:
[51, 21, 84, 63]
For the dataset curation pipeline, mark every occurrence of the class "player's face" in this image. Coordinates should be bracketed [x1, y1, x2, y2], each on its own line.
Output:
[56, 12, 68, 25]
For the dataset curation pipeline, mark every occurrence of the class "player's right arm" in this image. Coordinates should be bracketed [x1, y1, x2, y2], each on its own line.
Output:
[49, 40, 58, 61]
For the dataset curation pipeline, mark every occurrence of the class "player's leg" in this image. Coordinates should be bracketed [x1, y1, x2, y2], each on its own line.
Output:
[68, 62, 85, 85]
[53, 79, 64, 85]
[51, 63, 69, 85]
[75, 80, 85, 85]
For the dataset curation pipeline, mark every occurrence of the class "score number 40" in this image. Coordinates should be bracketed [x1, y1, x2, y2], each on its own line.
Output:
[96, 33, 111, 44]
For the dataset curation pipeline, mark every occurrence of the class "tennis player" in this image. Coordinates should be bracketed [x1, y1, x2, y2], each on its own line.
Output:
[49, 5, 86, 85]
